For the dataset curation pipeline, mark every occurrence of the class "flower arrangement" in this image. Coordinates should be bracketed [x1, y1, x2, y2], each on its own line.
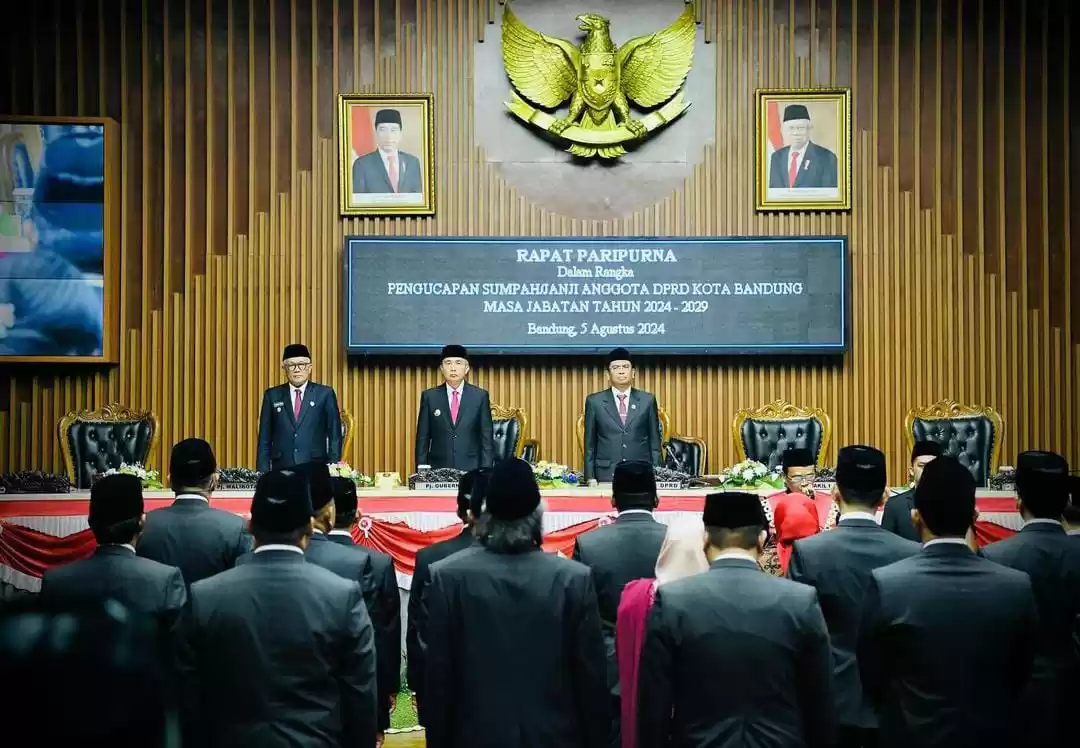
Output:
[717, 460, 784, 490]
[531, 461, 581, 489]
[408, 467, 465, 490]
[218, 467, 261, 490]
[101, 463, 164, 489]
[329, 462, 375, 487]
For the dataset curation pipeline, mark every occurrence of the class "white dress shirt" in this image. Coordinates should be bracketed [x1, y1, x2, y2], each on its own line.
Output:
[838, 511, 878, 524]
[446, 383, 464, 401]
[290, 383, 308, 406]
[379, 148, 400, 184]
[616, 509, 653, 519]
[611, 387, 632, 410]
[254, 544, 304, 555]
[787, 146, 808, 183]
[175, 492, 209, 503]
[1022, 518, 1063, 529]
[923, 537, 970, 548]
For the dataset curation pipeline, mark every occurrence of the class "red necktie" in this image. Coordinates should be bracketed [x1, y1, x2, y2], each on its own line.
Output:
[618, 394, 628, 424]
[789, 151, 799, 187]
[293, 389, 302, 420]
[388, 155, 399, 192]
[450, 389, 460, 424]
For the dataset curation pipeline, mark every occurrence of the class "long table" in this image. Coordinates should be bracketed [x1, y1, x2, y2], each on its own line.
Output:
[0, 488, 1022, 594]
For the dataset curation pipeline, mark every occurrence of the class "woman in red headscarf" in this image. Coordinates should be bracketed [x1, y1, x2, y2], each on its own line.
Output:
[773, 492, 822, 575]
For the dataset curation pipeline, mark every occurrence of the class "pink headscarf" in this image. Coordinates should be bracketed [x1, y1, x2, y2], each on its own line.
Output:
[617, 515, 709, 748]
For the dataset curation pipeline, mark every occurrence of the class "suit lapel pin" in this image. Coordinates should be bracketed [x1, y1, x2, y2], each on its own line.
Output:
[434, 409, 442, 417]
[804, 159, 811, 170]
[631, 403, 637, 410]
[309, 401, 315, 407]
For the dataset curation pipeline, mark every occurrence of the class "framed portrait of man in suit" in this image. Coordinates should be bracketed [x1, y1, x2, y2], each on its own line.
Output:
[755, 88, 852, 212]
[338, 93, 435, 216]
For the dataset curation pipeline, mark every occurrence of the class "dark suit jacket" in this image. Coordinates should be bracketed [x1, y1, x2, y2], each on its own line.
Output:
[40, 545, 186, 641]
[178, 549, 378, 748]
[981, 522, 1080, 745]
[787, 518, 922, 728]
[327, 531, 403, 712]
[583, 389, 662, 483]
[638, 557, 836, 748]
[572, 512, 667, 692]
[421, 546, 609, 748]
[880, 489, 920, 542]
[414, 383, 494, 471]
[137, 497, 251, 588]
[768, 141, 839, 189]
[858, 543, 1039, 748]
[351, 149, 423, 194]
[406, 527, 476, 719]
[256, 382, 342, 473]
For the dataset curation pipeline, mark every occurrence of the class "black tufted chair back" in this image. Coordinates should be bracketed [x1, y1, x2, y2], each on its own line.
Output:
[907, 401, 1001, 486]
[59, 406, 158, 489]
[740, 418, 825, 470]
[665, 436, 707, 476]
[491, 417, 523, 462]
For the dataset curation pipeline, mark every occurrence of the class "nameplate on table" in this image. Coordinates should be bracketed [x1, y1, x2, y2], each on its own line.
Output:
[813, 481, 836, 492]
[657, 481, 685, 490]
[413, 482, 459, 491]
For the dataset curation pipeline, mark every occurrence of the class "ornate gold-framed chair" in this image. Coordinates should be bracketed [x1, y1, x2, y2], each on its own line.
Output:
[732, 400, 832, 470]
[339, 410, 355, 463]
[490, 405, 538, 462]
[58, 404, 159, 489]
[905, 399, 1003, 486]
[575, 407, 672, 464]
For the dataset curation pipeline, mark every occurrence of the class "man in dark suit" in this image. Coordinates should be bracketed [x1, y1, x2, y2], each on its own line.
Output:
[638, 491, 835, 748]
[138, 438, 250, 588]
[407, 468, 488, 724]
[583, 348, 662, 484]
[327, 475, 403, 726]
[178, 470, 378, 748]
[256, 343, 342, 472]
[788, 445, 921, 748]
[421, 458, 609, 748]
[573, 460, 668, 747]
[768, 103, 839, 189]
[40, 474, 187, 642]
[414, 344, 494, 471]
[293, 464, 397, 741]
[880, 440, 943, 542]
[858, 457, 1039, 748]
[1065, 475, 1080, 536]
[981, 451, 1080, 747]
[351, 109, 424, 194]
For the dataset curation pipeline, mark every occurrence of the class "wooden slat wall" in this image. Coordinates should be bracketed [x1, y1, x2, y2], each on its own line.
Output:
[2, 0, 1077, 481]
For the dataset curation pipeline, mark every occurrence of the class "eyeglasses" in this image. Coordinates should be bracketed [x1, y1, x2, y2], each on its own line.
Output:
[284, 362, 311, 371]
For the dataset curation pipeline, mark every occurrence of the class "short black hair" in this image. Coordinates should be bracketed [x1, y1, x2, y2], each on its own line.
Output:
[334, 510, 357, 529]
[251, 525, 309, 546]
[90, 517, 142, 546]
[705, 525, 761, 551]
[837, 486, 884, 509]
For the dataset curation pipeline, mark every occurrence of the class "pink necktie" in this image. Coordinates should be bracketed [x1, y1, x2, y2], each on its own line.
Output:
[293, 389, 302, 420]
[789, 151, 799, 187]
[618, 394, 628, 424]
[451, 389, 460, 424]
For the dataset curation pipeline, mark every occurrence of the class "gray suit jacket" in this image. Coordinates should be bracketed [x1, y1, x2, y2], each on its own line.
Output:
[583, 389, 662, 482]
[178, 549, 378, 748]
[859, 544, 1039, 748]
[351, 150, 423, 194]
[638, 558, 836, 748]
[138, 497, 251, 588]
[880, 489, 920, 542]
[787, 518, 921, 728]
[256, 382, 342, 473]
[414, 383, 494, 471]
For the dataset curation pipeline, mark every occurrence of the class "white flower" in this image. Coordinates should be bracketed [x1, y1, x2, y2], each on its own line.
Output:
[741, 469, 755, 482]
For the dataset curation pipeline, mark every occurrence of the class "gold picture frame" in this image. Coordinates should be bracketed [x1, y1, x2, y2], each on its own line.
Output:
[755, 88, 852, 212]
[337, 93, 435, 216]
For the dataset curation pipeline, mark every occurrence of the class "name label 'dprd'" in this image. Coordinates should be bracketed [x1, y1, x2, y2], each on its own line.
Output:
[345, 237, 849, 355]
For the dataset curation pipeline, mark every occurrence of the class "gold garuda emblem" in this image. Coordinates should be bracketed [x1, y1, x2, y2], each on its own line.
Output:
[501, 3, 696, 159]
